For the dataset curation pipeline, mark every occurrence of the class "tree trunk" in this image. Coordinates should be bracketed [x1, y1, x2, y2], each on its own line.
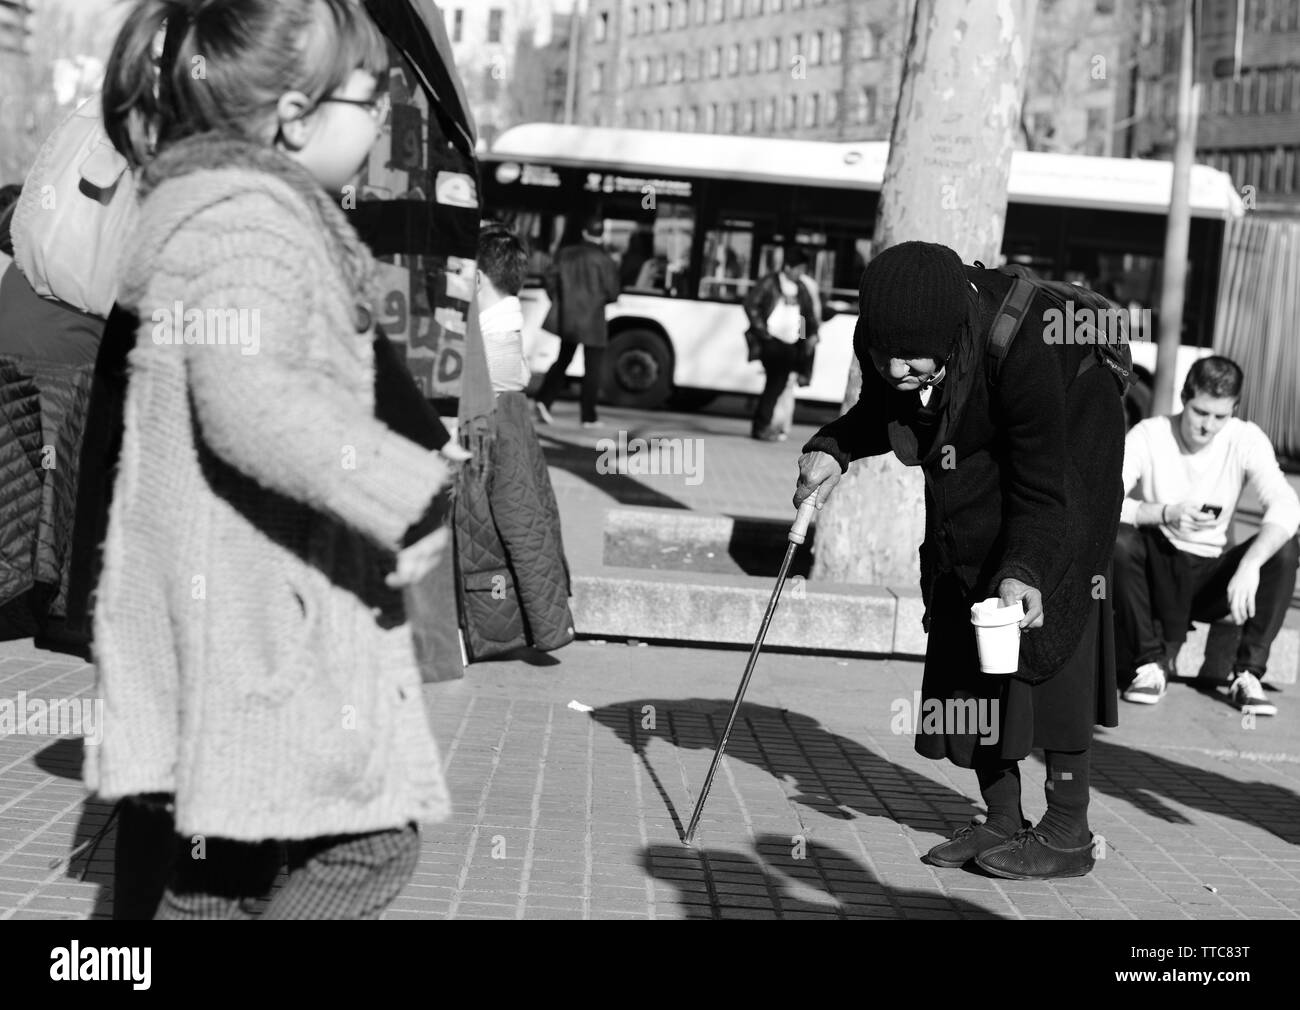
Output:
[811, 0, 1037, 586]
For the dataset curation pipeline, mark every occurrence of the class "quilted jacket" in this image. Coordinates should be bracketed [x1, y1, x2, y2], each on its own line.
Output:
[455, 390, 574, 661]
[0, 353, 94, 619]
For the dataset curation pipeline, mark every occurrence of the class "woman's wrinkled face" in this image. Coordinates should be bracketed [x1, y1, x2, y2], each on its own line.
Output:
[868, 348, 943, 391]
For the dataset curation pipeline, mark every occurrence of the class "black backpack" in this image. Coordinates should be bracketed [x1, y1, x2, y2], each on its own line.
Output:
[976, 263, 1135, 395]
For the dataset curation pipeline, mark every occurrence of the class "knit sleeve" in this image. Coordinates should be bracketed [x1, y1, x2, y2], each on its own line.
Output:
[1241, 422, 1300, 538]
[800, 360, 894, 470]
[164, 193, 451, 553]
[988, 303, 1070, 594]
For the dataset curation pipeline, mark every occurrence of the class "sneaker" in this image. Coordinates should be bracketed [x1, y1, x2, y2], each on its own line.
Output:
[534, 401, 554, 425]
[975, 827, 1096, 880]
[1229, 670, 1277, 717]
[1122, 661, 1167, 705]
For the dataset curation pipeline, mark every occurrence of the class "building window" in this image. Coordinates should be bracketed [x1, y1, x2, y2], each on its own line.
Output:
[451, 8, 464, 43]
[727, 44, 741, 75]
[706, 103, 718, 131]
[638, 110, 649, 129]
[696, 0, 708, 25]
[672, 53, 685, 81]
[592, 63, 604, 92]
[686, 105, 698, 130]
[810, 31, 822, 65]
[654, 109, 665, 130]
[860, 86, 877, 124]
[487, 8, 504, 43]
[723, 102, 736, 132]
[732, 0, 745, 16]
[594, 10, 609, 42]
[826, 90, 840, 124]
[711, 0, 725, 22]
[677, 0, 689, 27]
[792, 0, 804, 8]
[752, 0, 765, 13]
[630, 7, 638, 36]
[785, 93, 798, 127]
[789, 34, 802, 67]
[771, 0, 782, 9]
[1138, 3, 1152, 46]
[767, 38, 781, 71]
[829, 29, 843, 63]
[659, 2, 671, 29]
[640, 57, 651, 85]
[657, 55, 668, 83]
[709, 47, 722, 76]
[805, 92, 820, 126]
[743, 101, 755, 132]
[747, 41, 760, 73]
[763, 96, 777, 129]
[670, 107, 681, 130]
[863, 24, 883, 59]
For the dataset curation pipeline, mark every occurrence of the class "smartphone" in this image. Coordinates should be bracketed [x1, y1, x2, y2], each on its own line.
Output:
[1201, 504, 1223, 518]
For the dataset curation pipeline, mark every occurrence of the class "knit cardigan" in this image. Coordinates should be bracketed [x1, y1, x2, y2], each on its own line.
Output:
[83, 134, 454, 840]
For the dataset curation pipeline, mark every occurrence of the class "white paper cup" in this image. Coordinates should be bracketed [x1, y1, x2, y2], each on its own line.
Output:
[969, 597, 1024, 675]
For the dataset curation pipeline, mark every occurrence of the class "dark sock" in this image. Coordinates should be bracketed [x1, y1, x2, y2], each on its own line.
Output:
[1038, 749, 1092, 847]
[974, 758, 1023, 837]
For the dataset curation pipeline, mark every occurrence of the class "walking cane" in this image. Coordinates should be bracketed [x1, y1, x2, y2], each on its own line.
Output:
[682, 489, 819, 846]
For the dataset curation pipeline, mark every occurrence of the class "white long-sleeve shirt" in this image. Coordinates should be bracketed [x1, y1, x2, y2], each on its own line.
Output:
[1121, 415, 1300, 557]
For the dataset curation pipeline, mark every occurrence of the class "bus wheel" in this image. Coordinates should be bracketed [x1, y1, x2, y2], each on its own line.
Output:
[604, 329, 672, 409]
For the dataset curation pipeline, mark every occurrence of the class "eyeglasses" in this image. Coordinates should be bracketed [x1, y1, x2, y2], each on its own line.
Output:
[318, 91, 391, 125]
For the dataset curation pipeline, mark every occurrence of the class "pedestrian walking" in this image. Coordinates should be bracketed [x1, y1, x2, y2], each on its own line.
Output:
[794, 242, 1125, 880]
[85, 0, 455, 919]
[745, 245, 819, 441]
[533, 214, 621, 428]
[1114, 355, 1299, 713]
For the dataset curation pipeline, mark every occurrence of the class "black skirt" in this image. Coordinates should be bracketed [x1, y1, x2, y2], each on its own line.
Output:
[914, 572, 1119, 768]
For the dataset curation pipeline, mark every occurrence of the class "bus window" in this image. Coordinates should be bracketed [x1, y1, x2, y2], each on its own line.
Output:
[699, 224, 754, 301]
[605, 200, 695, 297]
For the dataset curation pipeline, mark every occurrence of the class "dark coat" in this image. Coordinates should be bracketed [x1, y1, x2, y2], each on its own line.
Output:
[804, 266, 1126, 688]
[543, 241, 621, 348]
[454, 390, 574, 661]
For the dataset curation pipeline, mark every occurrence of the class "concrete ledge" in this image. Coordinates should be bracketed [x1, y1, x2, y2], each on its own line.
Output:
[572, 567, 893, 653]
[570, 567, 1299, 685]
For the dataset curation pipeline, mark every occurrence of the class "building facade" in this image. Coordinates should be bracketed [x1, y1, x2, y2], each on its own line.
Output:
[1128, 0, 1300, 213]
[577, 0, 911, 141]
[444, 1, 575, 149]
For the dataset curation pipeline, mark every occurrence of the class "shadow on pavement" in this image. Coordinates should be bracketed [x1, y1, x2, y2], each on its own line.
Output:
[1078, 736, 1300, 846]
[538, 431, 688, 510]
[642, 835, 1003, 919]
[32, 737, 116, 918]
[590, 698, 982, 839]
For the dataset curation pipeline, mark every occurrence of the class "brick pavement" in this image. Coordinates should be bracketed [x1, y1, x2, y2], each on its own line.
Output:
[2, 635, 1297, 920]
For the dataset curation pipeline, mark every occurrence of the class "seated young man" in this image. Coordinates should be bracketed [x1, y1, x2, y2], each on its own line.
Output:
[1115, 355, 1300, 714]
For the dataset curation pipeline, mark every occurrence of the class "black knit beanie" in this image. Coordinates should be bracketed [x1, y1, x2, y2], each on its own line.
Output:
[856, 241, 970, 360]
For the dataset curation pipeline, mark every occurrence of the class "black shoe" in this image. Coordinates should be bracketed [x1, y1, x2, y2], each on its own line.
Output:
[924, 819, 1025, 868]
[975, 827, 1096, 880]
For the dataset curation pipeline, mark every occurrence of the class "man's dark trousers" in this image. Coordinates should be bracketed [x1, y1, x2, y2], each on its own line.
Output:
[537, 341, 605, 424]
[1112, 524, 1299, 679]
[752, 339, 802, 436]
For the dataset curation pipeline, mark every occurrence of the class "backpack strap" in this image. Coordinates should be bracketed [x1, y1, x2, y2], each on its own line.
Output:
[986, 276, 1037, 385]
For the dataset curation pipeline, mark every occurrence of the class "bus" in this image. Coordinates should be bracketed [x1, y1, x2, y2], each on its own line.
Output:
[481, 124, 1245, 416]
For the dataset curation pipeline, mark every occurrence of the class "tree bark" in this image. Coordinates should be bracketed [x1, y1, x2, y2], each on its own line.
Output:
[811, 0, 1037, 587]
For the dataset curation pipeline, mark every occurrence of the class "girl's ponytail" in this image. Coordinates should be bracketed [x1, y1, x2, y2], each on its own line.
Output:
[102, 0, 173, 169]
